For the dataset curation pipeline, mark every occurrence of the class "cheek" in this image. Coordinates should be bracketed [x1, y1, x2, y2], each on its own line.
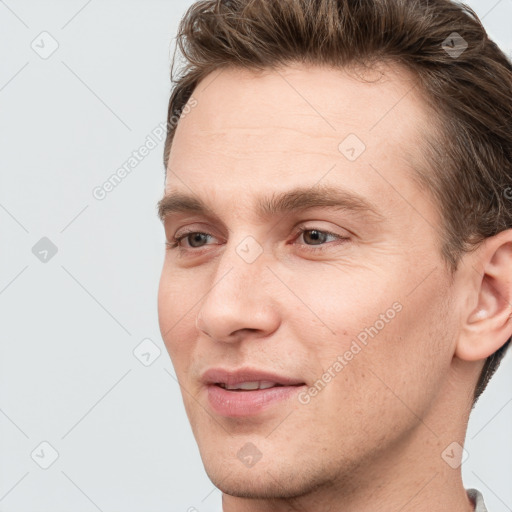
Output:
[157, 268, 193, 355]
[157, 272, 173, 337]
[286, 263, 405, 349]
[353, 284, 454, 413]
[292, 304, 449, 458]
[293, 264, 454, 407]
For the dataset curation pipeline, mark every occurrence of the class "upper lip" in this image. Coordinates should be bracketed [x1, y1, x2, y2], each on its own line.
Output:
[201, 367, 306, 387]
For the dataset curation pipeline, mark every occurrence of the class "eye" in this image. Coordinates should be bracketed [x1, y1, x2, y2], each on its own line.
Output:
[293, 227, 349, 252]
[166, 230, 216, 251]
[165, 227, 349, 254]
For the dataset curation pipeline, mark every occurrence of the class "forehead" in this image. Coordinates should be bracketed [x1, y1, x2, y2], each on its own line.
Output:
[171, 61, 428, 149]
[165, 62, 434, 223]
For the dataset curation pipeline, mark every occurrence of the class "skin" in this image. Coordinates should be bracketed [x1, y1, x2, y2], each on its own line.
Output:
[157, 62, 512, 512]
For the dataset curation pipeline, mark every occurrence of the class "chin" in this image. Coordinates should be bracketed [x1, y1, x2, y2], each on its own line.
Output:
[200, 448, 330, 501]
[207, 469, 309, 500]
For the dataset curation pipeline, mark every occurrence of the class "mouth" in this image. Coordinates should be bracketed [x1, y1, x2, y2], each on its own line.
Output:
[215, 381, 289, 391]
[202, 368, 307, 417]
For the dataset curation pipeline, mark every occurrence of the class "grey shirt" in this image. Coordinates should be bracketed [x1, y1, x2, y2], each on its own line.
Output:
[468, 488, 488, 512]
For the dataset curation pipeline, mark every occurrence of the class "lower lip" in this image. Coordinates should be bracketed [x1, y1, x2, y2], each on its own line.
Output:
[206, 384, 305, 417]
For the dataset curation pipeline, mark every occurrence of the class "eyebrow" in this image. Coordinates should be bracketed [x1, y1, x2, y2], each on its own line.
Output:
[157, 184, 385, 224]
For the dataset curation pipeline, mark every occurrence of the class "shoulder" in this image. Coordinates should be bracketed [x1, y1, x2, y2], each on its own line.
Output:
[467, 488, 488, 512]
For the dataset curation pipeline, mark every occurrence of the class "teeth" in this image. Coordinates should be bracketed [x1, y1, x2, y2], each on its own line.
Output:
[230, 381, 260, 391]
[222, 380, 278, 390]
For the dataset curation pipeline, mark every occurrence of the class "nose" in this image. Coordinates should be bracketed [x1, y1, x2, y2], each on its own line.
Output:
[195, 246, 281, 343]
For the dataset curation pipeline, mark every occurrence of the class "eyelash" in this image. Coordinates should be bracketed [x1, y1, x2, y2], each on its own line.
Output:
[165, 227, 349, 254]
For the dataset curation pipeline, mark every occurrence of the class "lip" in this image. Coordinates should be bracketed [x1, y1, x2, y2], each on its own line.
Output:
[201, 367, 306, 417]
[201, 367, 306, 387]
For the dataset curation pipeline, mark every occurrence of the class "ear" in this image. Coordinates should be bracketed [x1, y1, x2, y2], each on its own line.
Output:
[455, 229, 512, 362]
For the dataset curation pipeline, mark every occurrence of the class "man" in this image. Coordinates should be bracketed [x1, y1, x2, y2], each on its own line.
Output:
[157, 0, 512, 510]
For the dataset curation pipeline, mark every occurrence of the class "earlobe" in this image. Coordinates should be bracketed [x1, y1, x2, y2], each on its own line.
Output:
[455, 231, 512, 362]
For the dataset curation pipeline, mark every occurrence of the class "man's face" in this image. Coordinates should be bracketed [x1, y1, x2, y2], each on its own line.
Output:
[157, 63, 461, 498]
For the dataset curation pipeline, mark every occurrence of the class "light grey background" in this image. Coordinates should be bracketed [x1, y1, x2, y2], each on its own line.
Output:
[0, 1, 511, 511]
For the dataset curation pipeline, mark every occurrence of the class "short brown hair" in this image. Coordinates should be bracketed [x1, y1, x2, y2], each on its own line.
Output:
[163, 0, 512, 404]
